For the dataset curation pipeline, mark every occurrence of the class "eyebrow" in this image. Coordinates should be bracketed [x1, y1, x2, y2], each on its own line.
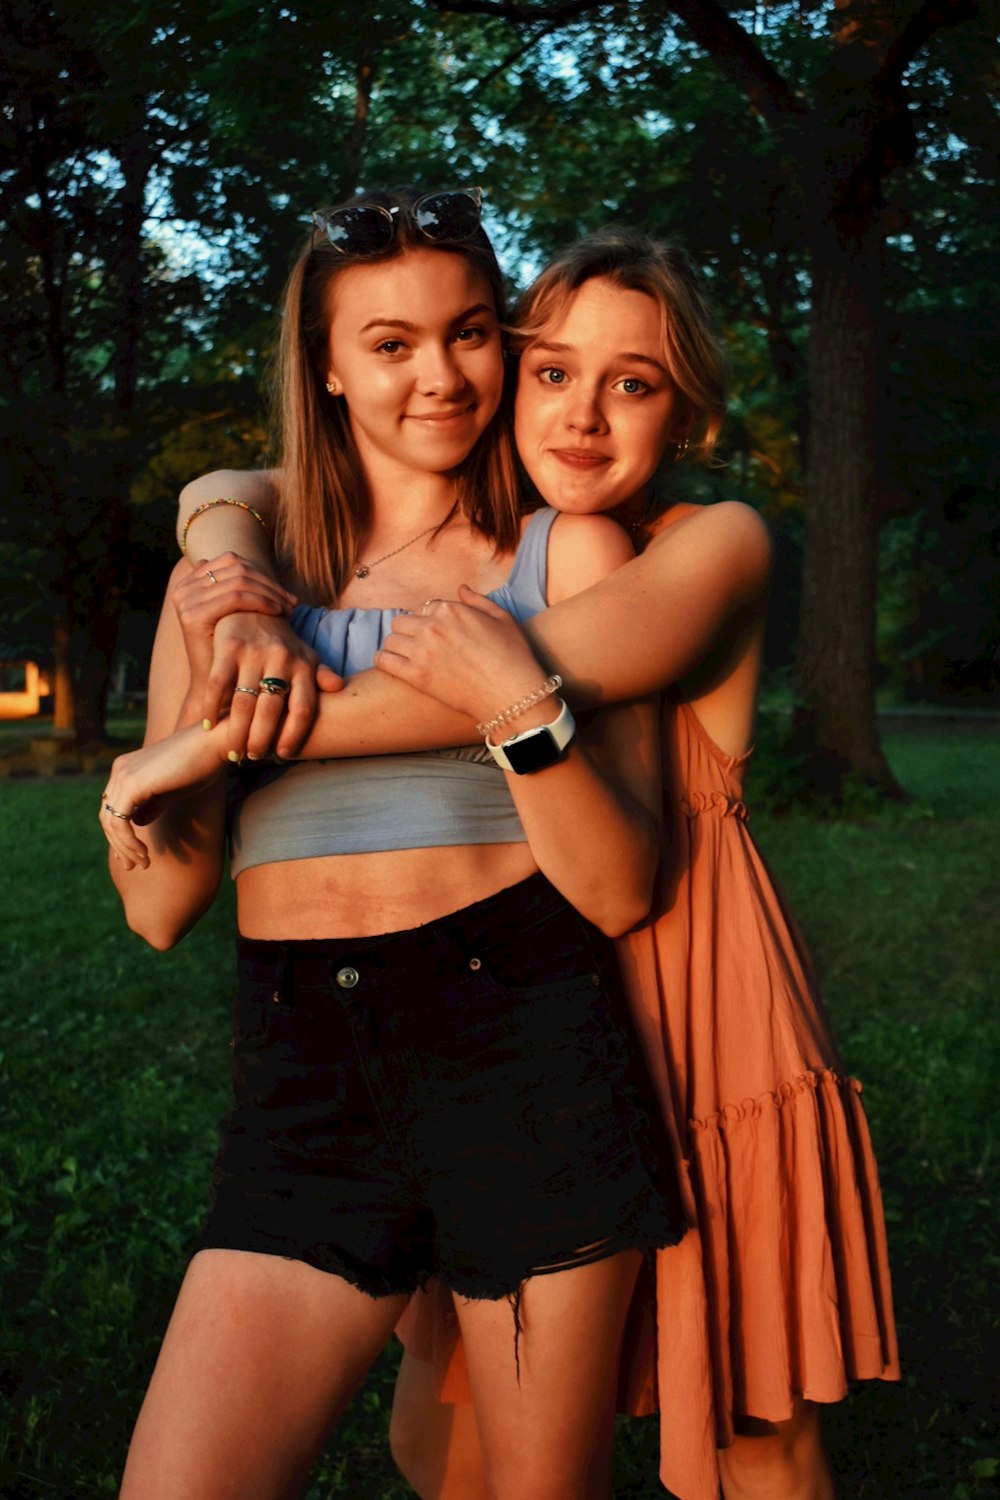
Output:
[358, 303, 494, 335]
[530, 339, 668, 374]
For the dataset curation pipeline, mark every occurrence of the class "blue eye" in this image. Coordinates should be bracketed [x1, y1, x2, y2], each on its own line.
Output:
[540, 367, 567, 384]
[617, 377, 648, 395]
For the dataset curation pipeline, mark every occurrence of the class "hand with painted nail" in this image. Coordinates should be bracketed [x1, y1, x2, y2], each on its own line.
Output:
[99, 722, 230, 869]
[205, 614, 322, 761]
[171, 551, 320, 760]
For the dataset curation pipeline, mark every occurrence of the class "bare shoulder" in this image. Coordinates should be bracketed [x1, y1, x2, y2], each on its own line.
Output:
[652, 500, 772, 586]
[546, 511, 635, 604]
[178, 467, 283, 517]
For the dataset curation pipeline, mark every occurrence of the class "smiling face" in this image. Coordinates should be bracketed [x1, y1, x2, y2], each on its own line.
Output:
[514, 277, 683, 519]
[324, 247, 503, 489]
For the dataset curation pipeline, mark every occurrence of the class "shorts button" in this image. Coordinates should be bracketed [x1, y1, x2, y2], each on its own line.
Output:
[336, 966, 360, 989]
[468, 956, 482, 971]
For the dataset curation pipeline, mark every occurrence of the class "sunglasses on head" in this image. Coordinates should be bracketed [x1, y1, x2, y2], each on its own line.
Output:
[311, 188, 484, 256]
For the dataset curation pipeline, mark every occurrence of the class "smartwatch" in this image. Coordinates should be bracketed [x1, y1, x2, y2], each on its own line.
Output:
[486, 699, 576, 775]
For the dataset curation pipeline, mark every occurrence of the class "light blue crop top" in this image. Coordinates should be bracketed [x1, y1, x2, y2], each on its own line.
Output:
[228, 507, 558, 876]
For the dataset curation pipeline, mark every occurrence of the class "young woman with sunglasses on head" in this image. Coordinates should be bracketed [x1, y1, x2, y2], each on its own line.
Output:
[157, 225, 899, 1500]
[102, 190, 686, 1500]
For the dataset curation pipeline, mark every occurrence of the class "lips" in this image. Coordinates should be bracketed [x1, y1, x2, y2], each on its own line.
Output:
[549, 447, 611, 469]
[407, 406, 474, 424]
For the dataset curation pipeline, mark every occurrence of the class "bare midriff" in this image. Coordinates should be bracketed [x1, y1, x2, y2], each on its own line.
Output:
[236, 841, 539, 939]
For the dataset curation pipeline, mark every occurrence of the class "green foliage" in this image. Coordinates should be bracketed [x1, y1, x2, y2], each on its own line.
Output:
[2, 0, 996, 733]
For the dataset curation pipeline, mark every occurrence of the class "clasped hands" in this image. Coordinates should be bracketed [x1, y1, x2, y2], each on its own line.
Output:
[174, 557, 541, 759]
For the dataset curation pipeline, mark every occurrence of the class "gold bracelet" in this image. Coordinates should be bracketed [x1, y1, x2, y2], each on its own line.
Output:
[477, 674, 563, 739]
[181, 498, 269, 554]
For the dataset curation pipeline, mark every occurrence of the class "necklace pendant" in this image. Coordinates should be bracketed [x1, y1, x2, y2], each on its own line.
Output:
[355, 565, 370, 579]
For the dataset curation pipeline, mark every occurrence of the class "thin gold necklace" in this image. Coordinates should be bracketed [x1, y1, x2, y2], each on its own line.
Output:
[353, 505, 457, 580]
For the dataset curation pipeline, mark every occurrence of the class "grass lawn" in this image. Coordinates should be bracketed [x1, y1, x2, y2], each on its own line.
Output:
[1, 727, 997, 1498]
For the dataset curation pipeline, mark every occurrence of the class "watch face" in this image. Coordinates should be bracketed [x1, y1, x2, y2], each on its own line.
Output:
[504, 727, 563, 774]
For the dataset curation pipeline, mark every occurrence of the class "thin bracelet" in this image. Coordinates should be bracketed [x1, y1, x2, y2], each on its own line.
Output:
[477, 674, 563, 739]
[181, 498, 270, 554]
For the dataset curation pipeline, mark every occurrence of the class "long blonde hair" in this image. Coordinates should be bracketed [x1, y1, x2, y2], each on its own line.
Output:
[513, 228, 727, 462]
[274, 187, 520, 603]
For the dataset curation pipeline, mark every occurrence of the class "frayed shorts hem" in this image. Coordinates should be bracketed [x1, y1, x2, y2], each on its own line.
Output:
[191, 1219, 683, 1305]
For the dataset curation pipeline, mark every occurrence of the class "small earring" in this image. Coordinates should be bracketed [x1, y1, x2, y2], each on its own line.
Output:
[326, 380, 338, 395]
[674, 435, 690, 461]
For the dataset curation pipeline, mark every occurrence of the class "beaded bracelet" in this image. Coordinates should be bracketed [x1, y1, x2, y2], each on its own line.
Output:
[181, 498, 270, 554]
[477, 674, 563, 739]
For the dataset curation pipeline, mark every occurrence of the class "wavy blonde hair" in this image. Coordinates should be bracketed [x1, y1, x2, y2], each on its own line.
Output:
[513, 228, 727, 462]
[274, 187, 520, 603]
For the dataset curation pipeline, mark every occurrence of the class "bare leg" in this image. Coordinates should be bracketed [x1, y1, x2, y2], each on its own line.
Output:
[390, 1349, 488, 1500]
[455, 1250, 641, 1500]
[391, 1301, 834, 1500]
[719, 1401, 835, 1500]
[120, 1249, 408, 1500]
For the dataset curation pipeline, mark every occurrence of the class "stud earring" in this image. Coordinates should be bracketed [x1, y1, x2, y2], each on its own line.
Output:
[326, 379, 339, 395]
[674, 435, 690, 460]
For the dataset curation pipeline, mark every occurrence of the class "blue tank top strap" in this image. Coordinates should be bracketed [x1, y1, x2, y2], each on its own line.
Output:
[289, 506, 559, 676]
[486, 506, 558, 624]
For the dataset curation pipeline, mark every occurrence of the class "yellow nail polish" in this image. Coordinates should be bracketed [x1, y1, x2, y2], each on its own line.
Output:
[227, 750, 240, 763]
[202, 719, 212, 731]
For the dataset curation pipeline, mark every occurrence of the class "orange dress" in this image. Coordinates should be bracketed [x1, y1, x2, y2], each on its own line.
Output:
[397, 693, 899, 1500]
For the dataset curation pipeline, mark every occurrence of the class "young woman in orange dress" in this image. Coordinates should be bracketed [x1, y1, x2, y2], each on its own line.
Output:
[134, 225, 899, 1500]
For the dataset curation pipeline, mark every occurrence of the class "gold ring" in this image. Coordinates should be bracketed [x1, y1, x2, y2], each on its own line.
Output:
[420, 597, 443, 616]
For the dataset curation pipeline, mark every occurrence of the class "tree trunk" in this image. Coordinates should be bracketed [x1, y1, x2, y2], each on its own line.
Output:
[795, 206, 904, 797]
[52, 613, 74, 733]
[57, 496, 133, 747]
[67, 611, 117, 746]
[59, 118, 149, 745]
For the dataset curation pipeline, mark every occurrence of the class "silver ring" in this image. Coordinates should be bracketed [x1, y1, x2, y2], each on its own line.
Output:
[234, 685, 260, 697]
[205, 568, 219, 584]
[420, 597, 442, 616]
[104, 801, 133, 822]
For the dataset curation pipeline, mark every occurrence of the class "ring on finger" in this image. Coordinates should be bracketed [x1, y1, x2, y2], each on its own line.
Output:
[420, 597, 443, 616]
[205, 568, 219, 584]
[234, 685, 260, 697]
[104, 800, 133, 821]
[259, 676, 291, 697]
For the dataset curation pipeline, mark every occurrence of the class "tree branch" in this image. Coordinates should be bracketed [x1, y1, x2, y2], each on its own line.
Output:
[337, 53, 377, 200]
[875, 0, 979, 90]
[437, 0, 804, 129]
[664, 0, 806, 128]
[470, 24, 559, 89]
[434, 0, 608, 24]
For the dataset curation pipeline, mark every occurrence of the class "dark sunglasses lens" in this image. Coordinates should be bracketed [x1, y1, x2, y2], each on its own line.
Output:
[322, 205, 394, 253]
[414, 191, 482, 241]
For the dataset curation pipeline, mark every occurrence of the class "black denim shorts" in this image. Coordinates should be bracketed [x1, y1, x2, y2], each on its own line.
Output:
[194, 874, 685, 1300]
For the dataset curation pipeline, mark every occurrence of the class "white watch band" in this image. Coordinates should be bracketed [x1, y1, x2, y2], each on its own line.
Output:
[485, 698, 576, 773]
